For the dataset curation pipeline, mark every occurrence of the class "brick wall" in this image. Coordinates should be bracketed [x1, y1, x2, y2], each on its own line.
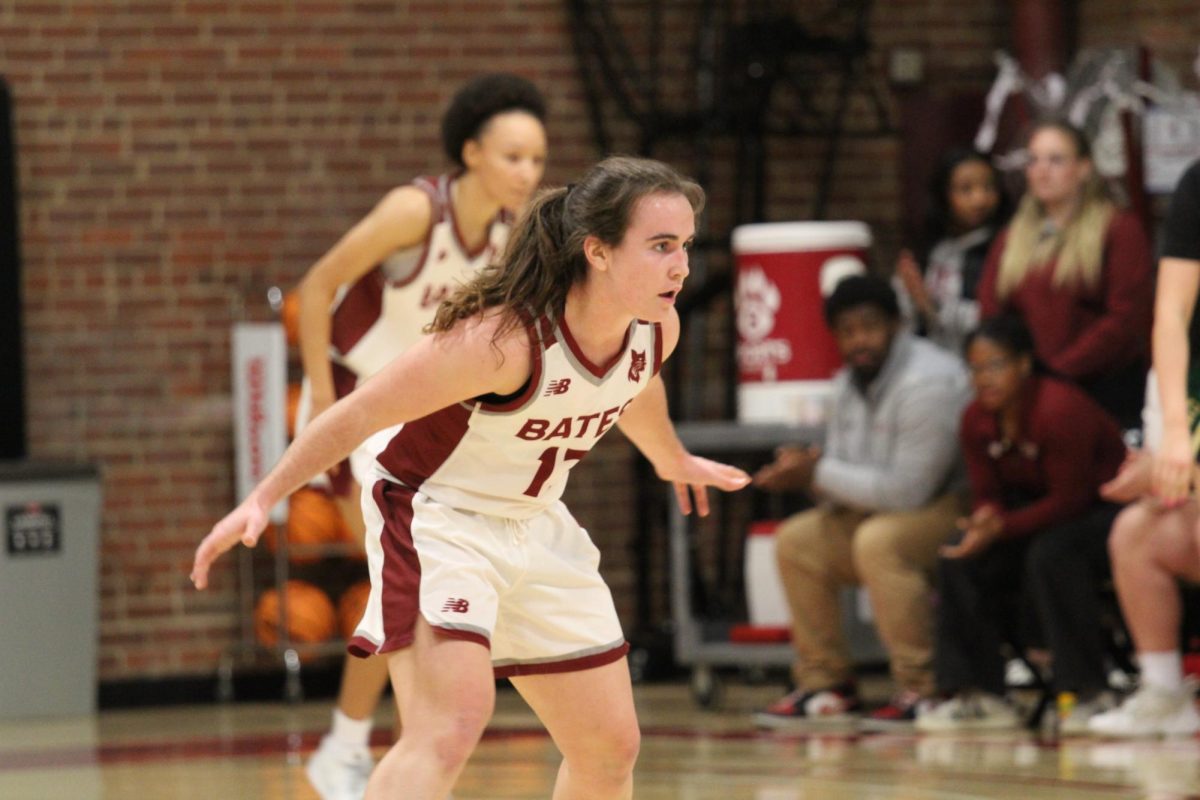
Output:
[7, 0, 1178, 683]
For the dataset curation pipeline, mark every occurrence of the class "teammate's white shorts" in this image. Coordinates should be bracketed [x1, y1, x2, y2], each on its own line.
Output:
[347, 477, 629, 678]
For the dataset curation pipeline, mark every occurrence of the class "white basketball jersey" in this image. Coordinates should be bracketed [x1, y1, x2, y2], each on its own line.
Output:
[330, 174, 512, 378]
[374, 313, 664, 519]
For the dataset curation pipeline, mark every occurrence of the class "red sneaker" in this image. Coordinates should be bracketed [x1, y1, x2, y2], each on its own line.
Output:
[859, 690, 930, 732]
[754, 683, 862, 729]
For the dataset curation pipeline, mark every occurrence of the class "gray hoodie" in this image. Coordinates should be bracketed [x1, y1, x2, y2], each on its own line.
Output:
[813, 332, 970, 512]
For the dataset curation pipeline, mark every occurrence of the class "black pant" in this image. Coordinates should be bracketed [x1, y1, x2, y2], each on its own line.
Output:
[934, 503, 1119, 696]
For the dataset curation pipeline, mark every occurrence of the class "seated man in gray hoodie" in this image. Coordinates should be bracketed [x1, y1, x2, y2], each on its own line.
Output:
[754, 274, 970, 730]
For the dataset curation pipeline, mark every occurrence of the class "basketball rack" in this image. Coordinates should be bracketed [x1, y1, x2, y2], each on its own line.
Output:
[217, 297, 367, 703]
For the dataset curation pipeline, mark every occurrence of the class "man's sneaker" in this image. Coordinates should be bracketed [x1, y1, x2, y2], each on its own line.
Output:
[1087, 681, 1200, 738]
[859, 690, 931, 732]
[753, 683, 862, 729]
[915, 692, 1021, 733]
[306, 734, 374, 800]
[1059, 691, 1119, 736]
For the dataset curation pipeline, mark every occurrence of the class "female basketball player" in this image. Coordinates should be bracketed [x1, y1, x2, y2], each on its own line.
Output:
[193, 156, 751, 799]
[1088, 159, 1200, 739]
[292, 73, 547, 798]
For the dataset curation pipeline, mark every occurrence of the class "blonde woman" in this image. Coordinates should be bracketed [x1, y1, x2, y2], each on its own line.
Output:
[977, 120, 1153, 429]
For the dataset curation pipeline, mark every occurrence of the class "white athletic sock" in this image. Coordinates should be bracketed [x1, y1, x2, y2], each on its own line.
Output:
[1138, 651, 1183, 692]
[330, 708, 373, 749]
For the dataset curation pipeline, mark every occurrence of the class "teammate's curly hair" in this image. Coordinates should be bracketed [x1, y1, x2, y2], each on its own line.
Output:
[441, 73, 546, 167]
[430, 156, 704, 341]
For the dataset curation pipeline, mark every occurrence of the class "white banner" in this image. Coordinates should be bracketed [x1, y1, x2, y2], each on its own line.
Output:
[231, 323, 289, 524]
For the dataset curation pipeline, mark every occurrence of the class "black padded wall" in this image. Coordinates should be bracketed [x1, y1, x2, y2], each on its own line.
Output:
[0, 78, 27, 459]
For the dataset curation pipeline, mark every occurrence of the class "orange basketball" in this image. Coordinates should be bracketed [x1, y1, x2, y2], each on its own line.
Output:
[337, 580, 372, 639]
[263, 488, 349, 563]
[280, 289, 301, 347]
[286, 382, 302, 438]
[254, 580, 337, 648]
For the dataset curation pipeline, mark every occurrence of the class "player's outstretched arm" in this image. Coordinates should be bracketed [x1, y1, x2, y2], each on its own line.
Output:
[192, 311, 530, 589]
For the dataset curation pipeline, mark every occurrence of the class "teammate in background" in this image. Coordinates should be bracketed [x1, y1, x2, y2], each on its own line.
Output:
[292, 73, 547, 799]
[1088, 158, 1200, 738]
[193, 156, 751, 800]
[894, 147, 1010, 355]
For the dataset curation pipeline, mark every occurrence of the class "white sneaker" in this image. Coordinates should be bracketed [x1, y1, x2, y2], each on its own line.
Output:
[306, 735, 374, 800]
[1087, 681, 1200, 738]
[915, 693, 1021, 733]
[1059, 692, 1119, 736]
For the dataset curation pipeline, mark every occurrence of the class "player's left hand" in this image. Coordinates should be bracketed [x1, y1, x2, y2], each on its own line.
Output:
[657, 455, 751, 517]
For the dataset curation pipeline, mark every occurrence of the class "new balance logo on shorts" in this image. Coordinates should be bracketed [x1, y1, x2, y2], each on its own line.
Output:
[543, 378, 571, 396]
[441, 597, 470, 614]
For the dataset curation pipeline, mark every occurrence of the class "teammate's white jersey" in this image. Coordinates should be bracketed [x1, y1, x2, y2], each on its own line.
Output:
[329, 173, 512, 379]
[374, 313, 664, 519]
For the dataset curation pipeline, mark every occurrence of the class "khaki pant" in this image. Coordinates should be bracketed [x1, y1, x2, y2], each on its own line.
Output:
[775, 492, 962, 697]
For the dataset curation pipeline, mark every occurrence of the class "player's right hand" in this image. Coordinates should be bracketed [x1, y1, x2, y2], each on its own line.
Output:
[191, 496, 271, 590]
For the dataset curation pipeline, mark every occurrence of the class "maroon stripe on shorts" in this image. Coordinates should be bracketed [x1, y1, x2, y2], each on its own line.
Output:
[494, 641, 630, 678]
[432, 626, 491, 649]
[348, 480, 422, 657]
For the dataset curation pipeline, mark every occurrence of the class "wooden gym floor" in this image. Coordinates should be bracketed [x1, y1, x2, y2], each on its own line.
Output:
[1, 682, 1198, 799]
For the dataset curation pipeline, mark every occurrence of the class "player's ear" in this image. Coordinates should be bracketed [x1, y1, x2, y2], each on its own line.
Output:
[583, 234, 610, 272]
[461, 138, 482, 171]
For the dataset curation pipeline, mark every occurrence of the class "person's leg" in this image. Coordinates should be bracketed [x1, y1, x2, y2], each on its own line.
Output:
[365, 618, 496, 800]
[1088, 501, 1200, 737]
[1110, 500, 1200, 662]
[510, 660, 639, 800]
[333, 476, 390, 725]
[308, 476, 395, 799]
[932, 537, 1027, 696]
[851, 492, 961, 697]
[336, 477, 367, 542]
[1024, 504, 1119, 696]
[774, 506, 864, 690]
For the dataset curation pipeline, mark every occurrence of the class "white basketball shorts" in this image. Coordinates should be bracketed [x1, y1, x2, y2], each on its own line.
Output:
[347, 477, 629, 677]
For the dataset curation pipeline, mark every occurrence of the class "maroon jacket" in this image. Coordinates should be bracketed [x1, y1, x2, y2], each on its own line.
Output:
[959, 376, 1126, 539]
[978, 210, 1153, 380]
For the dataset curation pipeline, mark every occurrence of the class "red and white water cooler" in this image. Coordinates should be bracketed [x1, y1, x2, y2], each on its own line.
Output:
[733, 221, 871, 425]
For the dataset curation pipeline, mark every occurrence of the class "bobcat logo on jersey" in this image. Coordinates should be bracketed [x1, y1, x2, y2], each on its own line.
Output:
[441, 597, 470, 614]
[543, 378, 572, 396]
[628, 350, 646, 382]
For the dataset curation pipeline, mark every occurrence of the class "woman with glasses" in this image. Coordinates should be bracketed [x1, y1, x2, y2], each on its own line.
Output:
[976, 120, 1153, 429]
[915, 315, 1127, 734]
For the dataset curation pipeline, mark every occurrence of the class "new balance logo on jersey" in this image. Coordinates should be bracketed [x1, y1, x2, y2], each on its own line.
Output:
[441, 598, 470, 614]
[628, 350, 646, 382]
[543, 378, 572, 396]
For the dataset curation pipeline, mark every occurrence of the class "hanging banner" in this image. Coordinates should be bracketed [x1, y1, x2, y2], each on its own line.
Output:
[231, 323, 289, 524]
